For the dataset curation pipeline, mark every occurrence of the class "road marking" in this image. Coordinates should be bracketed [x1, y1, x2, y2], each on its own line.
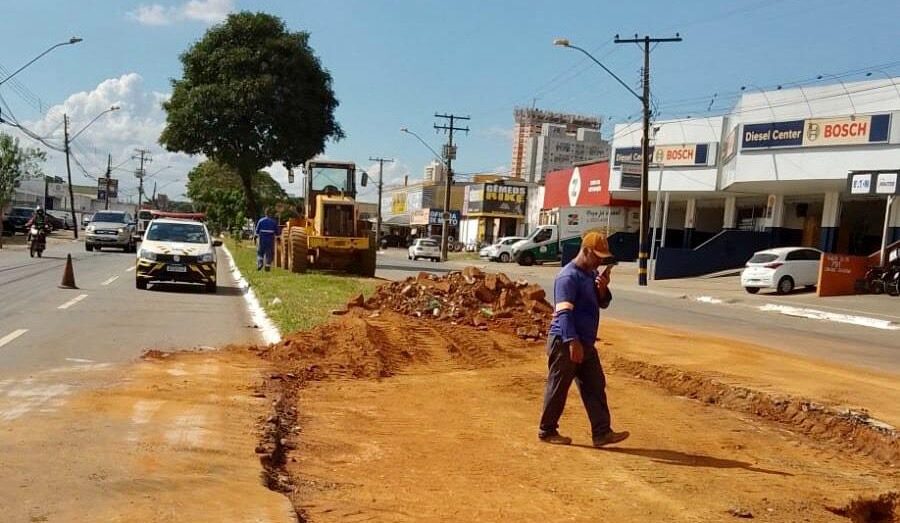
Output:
[101, 275, 119, 286]
[759, 304, 900, 330]
[58, 294, 88, 310]
[0, 329, 28, 349]
[125, 265, 135, 272]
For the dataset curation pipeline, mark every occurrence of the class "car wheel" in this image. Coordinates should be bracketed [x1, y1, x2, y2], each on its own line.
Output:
[518, 252, 535, 266]
[744, 287, 760, 294]
[136, 278, 148, 290]
[777, 276, 795, 295]
[413, 256, 418, 261]
[499, 252, 510, 263]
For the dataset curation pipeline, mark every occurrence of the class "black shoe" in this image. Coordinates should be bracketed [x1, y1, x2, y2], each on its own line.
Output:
[539, 432, 572, 445]
[593, 430, 630, 447]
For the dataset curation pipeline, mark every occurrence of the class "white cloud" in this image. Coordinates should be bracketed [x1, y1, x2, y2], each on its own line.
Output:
[17, 73, 199, 201]
[128, 0, 234, 26]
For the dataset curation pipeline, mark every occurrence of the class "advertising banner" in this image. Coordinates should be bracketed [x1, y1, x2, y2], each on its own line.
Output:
[847, 171, 900, 195]
[742, 114, 891, 150]
[615, 144, 714, 166]
[411, 208, 461, 226]
[465, 183, 526, 216]
[391, 192, 407, 214]
[613, 147, 644, 167]
[97, 178, 118, 199]
[721, 126, 739, 164]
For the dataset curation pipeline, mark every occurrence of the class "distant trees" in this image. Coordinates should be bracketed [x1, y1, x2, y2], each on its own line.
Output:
[0, 133, 45, 245]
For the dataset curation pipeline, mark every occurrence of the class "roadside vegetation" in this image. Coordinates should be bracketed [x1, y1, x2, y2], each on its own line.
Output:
[225, 238, 376, 333]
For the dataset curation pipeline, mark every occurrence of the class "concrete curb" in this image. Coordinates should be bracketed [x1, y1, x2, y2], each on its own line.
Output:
[220, 244, 282, 345]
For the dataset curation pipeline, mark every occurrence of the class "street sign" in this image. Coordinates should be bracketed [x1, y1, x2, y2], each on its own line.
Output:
[97, 178, 119, 199]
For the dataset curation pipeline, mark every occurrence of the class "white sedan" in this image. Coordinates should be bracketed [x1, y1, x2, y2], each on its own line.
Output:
[479, 236, 526, 263]
[741, 247, 822, 294]
[408, 238, 441, 262]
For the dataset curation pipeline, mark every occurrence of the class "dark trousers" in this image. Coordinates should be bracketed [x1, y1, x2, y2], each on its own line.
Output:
[539, 335, 611, 439]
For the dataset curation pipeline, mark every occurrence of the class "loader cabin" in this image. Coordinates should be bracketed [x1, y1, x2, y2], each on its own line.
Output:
[304, 161, 363, 238]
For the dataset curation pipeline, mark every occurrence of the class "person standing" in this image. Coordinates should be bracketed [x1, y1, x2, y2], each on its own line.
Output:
[255, 209, 279, 272]
[538, 231, 629, 447]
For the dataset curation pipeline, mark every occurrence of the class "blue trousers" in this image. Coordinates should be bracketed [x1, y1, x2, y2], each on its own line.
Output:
[257, 239, 275, 270]
[539, 335, 611, 439]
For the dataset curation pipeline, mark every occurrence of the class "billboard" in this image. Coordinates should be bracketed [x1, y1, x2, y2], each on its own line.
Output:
[97, 178, 118, 200]
[742, 114, 891, 150]
[465, 183, 527, 217]
[411, 208, 461, 226]
[614, 144, 714, 167]
[847, 171, 900, 195]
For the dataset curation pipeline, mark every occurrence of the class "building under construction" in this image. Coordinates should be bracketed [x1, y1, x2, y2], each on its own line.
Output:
[510, 108, 601, 179]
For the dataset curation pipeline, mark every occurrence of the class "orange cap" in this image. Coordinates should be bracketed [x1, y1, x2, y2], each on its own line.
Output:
[582, 231, 612, 258]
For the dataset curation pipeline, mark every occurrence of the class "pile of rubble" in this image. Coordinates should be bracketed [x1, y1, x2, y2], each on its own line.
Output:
[347, 267, 554, 340]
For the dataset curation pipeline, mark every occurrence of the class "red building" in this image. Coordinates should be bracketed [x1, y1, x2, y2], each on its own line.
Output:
[543, 160, 638, 209]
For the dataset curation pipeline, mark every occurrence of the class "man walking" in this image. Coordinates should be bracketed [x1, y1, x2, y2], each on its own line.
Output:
[538, 231, 629, 447]
[255, 209, 279, 272]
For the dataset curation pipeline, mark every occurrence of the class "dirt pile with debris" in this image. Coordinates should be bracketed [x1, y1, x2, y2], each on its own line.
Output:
[826, 491, 898, 523]
[349, 267, 554, 340]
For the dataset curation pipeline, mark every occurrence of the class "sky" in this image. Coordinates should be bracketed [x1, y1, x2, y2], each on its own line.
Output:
[2, 0, 899, 203]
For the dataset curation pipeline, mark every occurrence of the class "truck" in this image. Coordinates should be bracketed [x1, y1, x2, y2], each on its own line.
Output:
[279, 160, 376, 276]
[511, 206, 638, 266]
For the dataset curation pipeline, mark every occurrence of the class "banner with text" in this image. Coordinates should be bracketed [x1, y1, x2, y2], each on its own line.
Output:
[742, 114, 891, 150]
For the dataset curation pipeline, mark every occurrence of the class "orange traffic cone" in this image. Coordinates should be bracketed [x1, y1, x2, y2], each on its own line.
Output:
[59, 253, 78, 289]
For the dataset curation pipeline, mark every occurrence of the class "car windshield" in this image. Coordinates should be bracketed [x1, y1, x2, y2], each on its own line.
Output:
[92, 212, 126, 223]
[310, 165, 352, 193]
[748, 253, 778, 264]
[12, 208, 33, 217]
[146, 222, 208, 244]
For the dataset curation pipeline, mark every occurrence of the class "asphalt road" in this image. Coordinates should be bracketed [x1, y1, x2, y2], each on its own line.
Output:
[0, 238, 259, 378]
[376, 251, 900, 373]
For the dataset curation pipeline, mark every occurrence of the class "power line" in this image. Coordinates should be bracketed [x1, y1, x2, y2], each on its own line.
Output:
[434, 112, 470, 260]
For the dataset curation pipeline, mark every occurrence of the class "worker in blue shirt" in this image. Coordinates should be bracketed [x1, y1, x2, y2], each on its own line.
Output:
[255, 208, 279, 272]
[538, 231, 630, 447]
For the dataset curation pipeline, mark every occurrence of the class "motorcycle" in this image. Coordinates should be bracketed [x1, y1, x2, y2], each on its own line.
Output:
[27, 225, 48, 258]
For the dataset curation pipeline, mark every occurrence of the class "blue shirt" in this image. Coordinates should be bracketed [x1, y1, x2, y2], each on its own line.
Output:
[548, 261, 612, 347]
[255, 217, 278, 246]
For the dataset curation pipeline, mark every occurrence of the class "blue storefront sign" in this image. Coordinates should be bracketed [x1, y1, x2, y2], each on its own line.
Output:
[429, 209, 460, 226]
[613, 147, 649, 166]
[741, 120, 805, 149]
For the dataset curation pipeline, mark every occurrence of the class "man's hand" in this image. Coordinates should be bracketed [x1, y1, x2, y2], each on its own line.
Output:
[595, 266, 611, 295]
[569, 338, 584, 364]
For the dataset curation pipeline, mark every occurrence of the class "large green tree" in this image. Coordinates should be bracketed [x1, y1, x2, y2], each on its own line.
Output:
[186, 159, 294, 233]
[0, 133, 45, 245]
[160, 11, 343, 220]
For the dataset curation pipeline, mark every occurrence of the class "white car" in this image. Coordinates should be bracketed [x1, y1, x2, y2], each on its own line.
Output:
[135, 218, 220, 292]
[740, 247, 822, 294]
[479, 236, 526, 263]
[408, 238, 441, 262]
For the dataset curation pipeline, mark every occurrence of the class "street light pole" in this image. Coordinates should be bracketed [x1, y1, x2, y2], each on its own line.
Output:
[554, 34, 681, 286]
[369, 156, 393, 247]
[0, 37, 82, 87]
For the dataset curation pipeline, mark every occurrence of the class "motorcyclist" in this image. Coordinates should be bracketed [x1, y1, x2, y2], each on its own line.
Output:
[25, 207, 50, 234]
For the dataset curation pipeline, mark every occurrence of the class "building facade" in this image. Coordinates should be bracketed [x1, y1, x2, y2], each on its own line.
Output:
[510, 108, 600, 179]
[460, 181, 529, 245]
[523, 124, 609, 183]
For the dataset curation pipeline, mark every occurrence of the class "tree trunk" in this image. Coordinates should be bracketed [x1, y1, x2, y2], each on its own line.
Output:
[239, 170, 259, 223]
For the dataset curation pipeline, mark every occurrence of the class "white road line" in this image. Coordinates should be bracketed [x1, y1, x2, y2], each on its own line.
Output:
[58, 294, 88, 310]
[101, 275, 119, 286]
[125, 265, 135, 272]
[0, 329, 28, 349]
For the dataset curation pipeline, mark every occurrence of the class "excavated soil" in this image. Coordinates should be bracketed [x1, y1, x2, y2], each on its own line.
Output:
[253, 270, 899, 522]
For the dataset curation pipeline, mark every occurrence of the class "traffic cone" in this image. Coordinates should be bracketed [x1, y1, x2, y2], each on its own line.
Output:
[59, 253, 78, 289]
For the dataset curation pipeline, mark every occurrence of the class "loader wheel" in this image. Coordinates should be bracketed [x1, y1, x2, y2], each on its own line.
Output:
[289, 229, 308, 273]
[358, 233, 377, 277]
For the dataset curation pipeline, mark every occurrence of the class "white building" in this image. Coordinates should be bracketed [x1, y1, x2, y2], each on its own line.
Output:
[608, 76, 900, 277]
[423, 160, 446, 183]
[523, 123, 609, 184]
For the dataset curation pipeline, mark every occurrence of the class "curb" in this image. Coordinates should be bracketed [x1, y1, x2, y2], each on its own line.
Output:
[220, 244, 282, 345]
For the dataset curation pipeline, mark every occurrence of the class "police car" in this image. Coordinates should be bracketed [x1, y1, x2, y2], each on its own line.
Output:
[135, 218, 221, 292]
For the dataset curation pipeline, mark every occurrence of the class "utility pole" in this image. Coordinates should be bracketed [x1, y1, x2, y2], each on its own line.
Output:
[132, 148, 151, 211]
[104, 153, 111, 210]
[614, 33, 681, 286]
[433, 113, 470, 261]
[63, 114, 79, 239]
[368, 156, 393, 247]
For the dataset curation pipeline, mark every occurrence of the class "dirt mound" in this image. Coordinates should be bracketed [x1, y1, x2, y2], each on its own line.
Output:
[352, 267, 553, 340]
[827, 491, 898, 523]
[608, 355, 900, 466]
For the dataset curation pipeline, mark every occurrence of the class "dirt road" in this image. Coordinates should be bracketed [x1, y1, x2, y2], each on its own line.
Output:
[262, 310, 898, 522]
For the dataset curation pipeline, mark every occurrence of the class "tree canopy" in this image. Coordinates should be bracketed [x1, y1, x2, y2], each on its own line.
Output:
[0, 132, 45, 242]
[160, 11, 343, 219]
[186, 159, 297, 233]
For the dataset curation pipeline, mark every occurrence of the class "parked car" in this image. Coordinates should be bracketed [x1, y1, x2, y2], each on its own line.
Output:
[408, 238, 441, 262]
[1, 215, 14, 236]
[45, 212, 65, 231]
[740, 247, 823, 294]
[479, 236, 526, 263]
[4, 207, 34, 233]
[82, 213, 93, 229]
[85, 210, 137, 252]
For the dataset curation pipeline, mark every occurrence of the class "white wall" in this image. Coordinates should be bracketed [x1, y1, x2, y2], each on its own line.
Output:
[610, 116, 723, 194]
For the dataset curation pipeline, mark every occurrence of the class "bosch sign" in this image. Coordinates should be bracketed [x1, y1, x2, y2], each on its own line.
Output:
[741, 114, 891, 150]
[614, 144, 714, 167]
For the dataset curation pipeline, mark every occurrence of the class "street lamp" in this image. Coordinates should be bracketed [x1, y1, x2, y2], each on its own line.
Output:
[400, 127, 446, 166]
[554, 37, 650, 285]
[63, 105, 120, 239]
[0, 37, 83, 87]
[401, 127, 454, 260]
